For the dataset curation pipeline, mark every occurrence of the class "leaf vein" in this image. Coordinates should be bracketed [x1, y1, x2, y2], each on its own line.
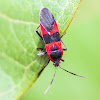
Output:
[0, 52, 25, 67]
[10, 23, 32, 56]
[57, 0, 68, 22]
[0, 12, 39, 25]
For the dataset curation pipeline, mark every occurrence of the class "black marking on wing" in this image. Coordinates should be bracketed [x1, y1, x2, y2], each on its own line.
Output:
[43, 34, 51, 44]
[43, 32, 61, 44]
[40, 7, 55, 32]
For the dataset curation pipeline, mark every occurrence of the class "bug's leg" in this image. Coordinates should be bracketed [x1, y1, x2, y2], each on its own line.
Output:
[38, 59, 50, 75]
[61, 31, 66, 38]
[36, 25, 43, 39]
[36, 26, 44, 51]
[61, 39, 67, 51]
[37, 48, 44, 51]
[61, 59, 64, 62]
[37, 52, 47, 56]
[44, 59, 50, 67]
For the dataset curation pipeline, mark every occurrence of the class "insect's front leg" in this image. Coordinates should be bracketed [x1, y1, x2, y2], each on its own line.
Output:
[37, 51, 47, 56]
[61, 59, 64, 62]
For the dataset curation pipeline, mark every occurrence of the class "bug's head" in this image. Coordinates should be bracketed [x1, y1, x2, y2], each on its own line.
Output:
[53, 61, 60, 66]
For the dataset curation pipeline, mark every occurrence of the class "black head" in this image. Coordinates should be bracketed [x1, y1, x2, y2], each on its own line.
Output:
[53, 61, 60, 66]
[50, 45, 62, 63]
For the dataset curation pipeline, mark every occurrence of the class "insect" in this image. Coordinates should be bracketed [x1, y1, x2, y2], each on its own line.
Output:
[36, 7, 85, 94]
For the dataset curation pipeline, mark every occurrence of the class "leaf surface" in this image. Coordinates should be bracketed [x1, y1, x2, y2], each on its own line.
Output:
[0, 0, 80, 99]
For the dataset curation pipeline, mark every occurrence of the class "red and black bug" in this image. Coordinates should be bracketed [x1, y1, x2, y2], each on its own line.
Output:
[36, 7, 85, 94]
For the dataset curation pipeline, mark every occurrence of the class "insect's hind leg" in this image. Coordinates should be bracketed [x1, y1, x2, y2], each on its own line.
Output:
[36, 25, 44, 51]
[61, 31, 66, 38]
[36, 25, 43, 39]
[61, 39, 67, 51]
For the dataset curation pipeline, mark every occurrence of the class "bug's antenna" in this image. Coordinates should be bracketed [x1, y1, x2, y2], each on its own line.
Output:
[59, 65, 85, 78]
[44, 67, 57, 94]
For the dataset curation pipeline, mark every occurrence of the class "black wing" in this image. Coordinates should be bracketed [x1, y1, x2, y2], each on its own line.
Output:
[40, 7, 55, 32]
[43, 32, 61, 44]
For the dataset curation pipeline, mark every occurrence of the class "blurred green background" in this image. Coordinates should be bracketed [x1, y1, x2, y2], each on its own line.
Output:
[21, 0, 100, 100]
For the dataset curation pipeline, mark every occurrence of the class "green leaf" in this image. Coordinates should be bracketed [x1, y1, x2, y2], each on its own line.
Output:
[0, 0, 80, 99]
